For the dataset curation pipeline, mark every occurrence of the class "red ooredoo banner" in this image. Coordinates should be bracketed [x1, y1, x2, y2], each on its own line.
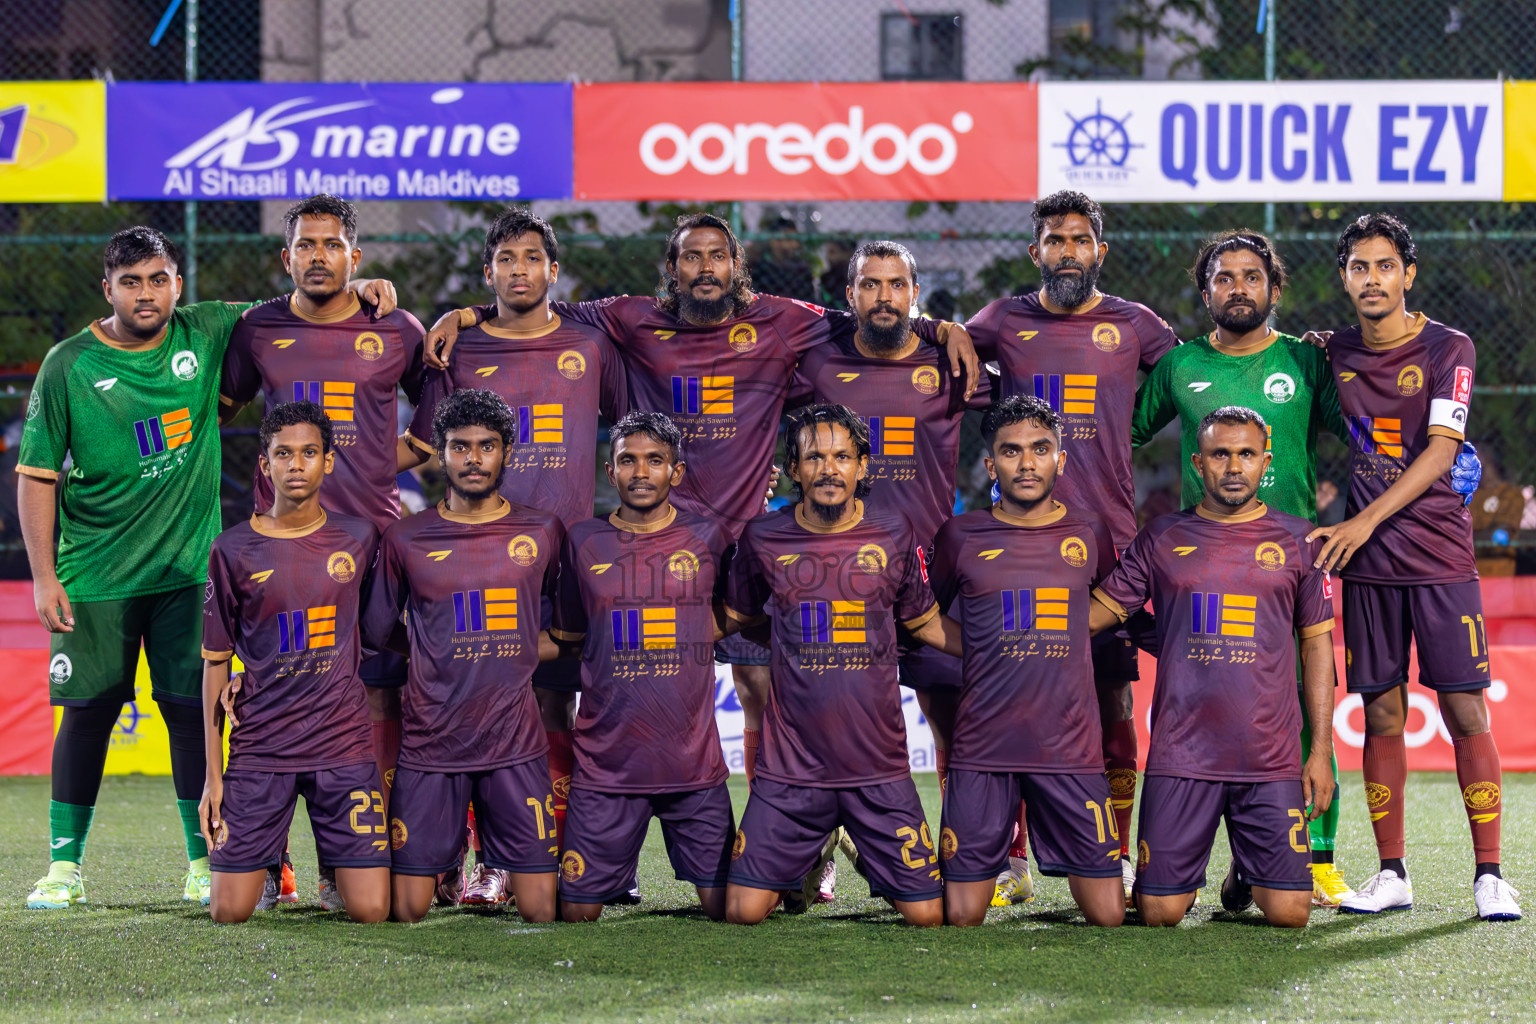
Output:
[573, 82, 1038, 202]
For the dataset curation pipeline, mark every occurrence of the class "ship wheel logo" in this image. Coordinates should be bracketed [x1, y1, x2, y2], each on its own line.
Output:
[1055, 100, 1142, 168]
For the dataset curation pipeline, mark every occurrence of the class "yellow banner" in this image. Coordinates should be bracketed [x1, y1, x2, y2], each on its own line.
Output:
[0, 81, 105, 201]
[1506, 82, 1536, 200]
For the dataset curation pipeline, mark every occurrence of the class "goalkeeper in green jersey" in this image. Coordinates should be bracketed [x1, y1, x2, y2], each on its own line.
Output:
[1129, 229, 1354, 907]
[19, 226, 396, 911]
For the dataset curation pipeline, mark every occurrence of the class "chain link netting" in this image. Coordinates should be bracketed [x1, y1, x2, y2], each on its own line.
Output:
[3, 0, 1536, 567]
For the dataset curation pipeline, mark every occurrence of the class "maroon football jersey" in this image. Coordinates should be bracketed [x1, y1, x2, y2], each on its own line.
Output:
[407, 315, 626, 528]
[359, 500, 563, 772]
[792, 321, 992, 548]
[1328, 315, 1476, 584]
[725, 502, 937, 788]
[929, 503, 1113, 774]
[550, 506, 732, 793]
[223, 294, 426, 531]
[965, 292, 1178, 551]
[202, 511, 379, 772]
[1094, 504, 1335, 782]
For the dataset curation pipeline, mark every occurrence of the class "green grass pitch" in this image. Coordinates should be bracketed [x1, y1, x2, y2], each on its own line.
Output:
[0, 773, 1531, 1024]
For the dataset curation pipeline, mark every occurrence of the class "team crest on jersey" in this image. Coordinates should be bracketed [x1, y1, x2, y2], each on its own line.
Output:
[327, 551, 356, 583]
[1397, 364, 1424, 396]
[668, 550, 700, 582]
[560, 850, 586, 882]
[856, 543, 887, 576]
[354, 332, 384, 362]
[1091, 322, 1121, 352]
[1254, 542, 1286, 572]
[939, 827, 958, 861]
[556, 350, 587, 380]
[728, 323, 758, 352]
[48, 654, 72, 686]
[732, 828, 747, 860]
[508, 535, 539, 566]
[911, 366, 940, 395]
[389, 817, 408, 849]
[1137, 840, 1150, 871]
[171, 350, 199, 381]
[1060, 536, 1088, 568]
[1263, 372, 1295, 404]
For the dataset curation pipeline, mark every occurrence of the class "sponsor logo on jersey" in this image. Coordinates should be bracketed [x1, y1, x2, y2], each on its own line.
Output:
[1060, 536, 1088, 568]
[327, 551, 356, 583]
[292, 381, 356, 422]
[48, 654, 72, 686]
[508, 535, 539, 566]
[133, 407, 193, 456]
[668, 550, 700, 582]
[427, 550, 452, 561]
[1091, 322, 1121, 352]
[1396, 364, 1424, 397]
[1001, 588, 1068, 632]
[1187, 381, 1212, 393]
[171, 350, 199, 381]
[800, 599, 864, 643]
[1453, 365, 1473, 404]
[731, 828, 747, 860]
[1190, 592, 1256, 638]
[560, 850, 586, 883]
[653, 330, 676, 340]
[836, 372, 860, 382]
[1322, 570, 1333, 600]
[1033, 373, 1096, 414]
[557, 350, 586, 380]
[911, 366, 941, 395]
[939, 827, 958, 860]
[453, 588, 518, 633]
[1337, 371, 1357, 383]
[249, 569, 274, 583]
[589, 563, 613, 575]
[1463, 781, 1501, 823]
[612, 607, 676, 650]
[855, 543, 887, 576]
[390, 817, 408, 850]
[1365, 782, 1391, 820]
[671, 375, 733, 415]
[516, 404, 562, 443]
[777, 554, 799, 565]
[1173, 546, 1197, 556]
[278, 606, 336, 652]
[94, 377, 118, 391]
[977, 548, 1003, 560]
[727, 323, 757, 352]
[354, 332, 384, 361]
[866, 415, 915, 456]
[1263, 372, 1295, 404]
[272, 339, 296, 349]
[1347, 415, 1403, 457]
[474, 365, 497, 377]
[1017, 330, 1039, 340]
[1254, 541, 1286, 572]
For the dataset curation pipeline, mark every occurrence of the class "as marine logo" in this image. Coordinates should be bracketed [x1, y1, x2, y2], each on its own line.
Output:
[855, 543, 887, 576]
[354, 332, 384, 361]
[1060, 536, 1088, 568]
[1254, 542, 1286, 572]
[327, 551, 356, 583]
[1397, 364, 1424, 397]
[1463, 781, 1501, 823]
[560, 850, 586, 883]
[939, 827, 958, 861]
[1091, 322, 1121, 352]
[731, 828, 747, 860]
[668, 550, 700, 582]
[911, 366, 940, 395]
[557, 350, 587, 380]
[1263, 372, 1295, 404]
[1365, 782, 1392, 821]
[389, 817, 408, 850]
[508, 535, 539, 566]
[171, 350, 199, 381]
[48, 654, 72, 686]
[728, 323, 757, 352]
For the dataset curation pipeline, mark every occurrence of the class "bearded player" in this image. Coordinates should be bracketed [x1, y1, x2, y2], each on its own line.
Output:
[1091, 407, 1337, 928]
[930, 395, 1123, 927]
[359, 389, 562, 923]
[963, 190, 1179, 902]
[550, 412, 735, 921]
[1310, 214, 1519, 921]
[722, 404, 961, 927]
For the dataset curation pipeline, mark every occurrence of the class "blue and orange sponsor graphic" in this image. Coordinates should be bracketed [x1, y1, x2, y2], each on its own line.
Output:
[1033, 373, 1096, 414]
[0, 82, 105, 202]
[867, 415, 916, 456]
[671, 375, 734, 415]
[799, 600, 865, 643]
[517, 404, 563, 443]
[1346, 415, 1403, 458]
[292, 381, 356, 422]
[133, 407, 192, 456]
[1190, 592, 1256, 638]
[453, 588, 517, 633]
[611, 607, 677, 650]
[1000, 587, 1069, 631]
[278, 606, 337, 652]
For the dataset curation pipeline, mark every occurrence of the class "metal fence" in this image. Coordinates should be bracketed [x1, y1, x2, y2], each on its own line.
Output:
[3, 0, 1536, 564]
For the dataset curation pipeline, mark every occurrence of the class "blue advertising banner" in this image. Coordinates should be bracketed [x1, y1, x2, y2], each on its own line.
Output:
[107, 82, 572, 201]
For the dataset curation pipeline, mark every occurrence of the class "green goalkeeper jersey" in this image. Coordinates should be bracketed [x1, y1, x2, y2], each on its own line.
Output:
[18, 301, 247, 601]
[1130, 331, 1347, 523]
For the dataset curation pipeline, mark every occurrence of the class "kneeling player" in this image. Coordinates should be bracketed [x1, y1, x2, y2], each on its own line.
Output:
[722, 405, 959, 927]
[360, 390, 563, 923]
[930, 395, 1124, 927]
[1089, 407, 1337, 928]
[551, 412, 735, 920]
[199, 402, 389, 923]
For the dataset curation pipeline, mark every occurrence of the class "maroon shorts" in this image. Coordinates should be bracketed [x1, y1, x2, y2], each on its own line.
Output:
[1134, 775, 1311, 896]
[939, 769, 1121, 882]
[1092, 629, 1139, 688]
[729, 776, 942, 903]
[210, 761, 389, 873]
[560, 782, 735, 903]
[714, 631, 771, 667]
[1343, 579, 1491, 694]
[388, 760, 558, 876]
[897, 642, 964, 693]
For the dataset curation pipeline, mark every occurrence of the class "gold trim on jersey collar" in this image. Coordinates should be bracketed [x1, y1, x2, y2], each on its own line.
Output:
[288, 292, 361, 324]
[1361, 311, 1428, 351]
[609, 503, 677, 534]
[480, 313, 563, 340]
[250, 509, 328, 538]
[89, 320, 168, 352]
[991, 500, 1067, 528]
[1194, 501, 1269, 524]
[1035, 289, 1104, 315]
[438, 497, 511, 524]
[795, 499, 865, 534]
[1207, 328, 1279, 357]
